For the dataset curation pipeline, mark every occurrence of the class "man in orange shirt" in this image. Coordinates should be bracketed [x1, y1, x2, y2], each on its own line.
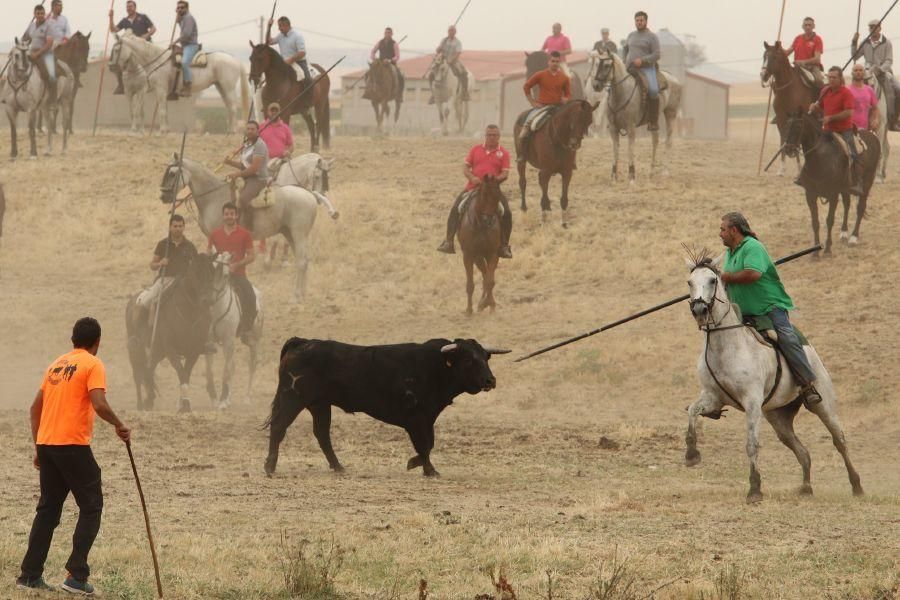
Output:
[17, 318, 131, 595]
[518, 51, 571, 163]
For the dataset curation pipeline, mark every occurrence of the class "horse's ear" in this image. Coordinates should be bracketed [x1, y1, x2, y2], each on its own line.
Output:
[524, 51, 530, 57]
[249, 40, 255, 49]
[684, 257, 696, 270]
[763, 41, 770, 50]
[86, 31, 92, 40]
[712, 253, 725, 269]
[14, 37, 19, 45]
[590, 100, 601, 112]
[775, 40, 783, 49]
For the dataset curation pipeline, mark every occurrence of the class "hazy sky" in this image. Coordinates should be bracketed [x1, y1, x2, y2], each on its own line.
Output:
[1, 0, 886, 75]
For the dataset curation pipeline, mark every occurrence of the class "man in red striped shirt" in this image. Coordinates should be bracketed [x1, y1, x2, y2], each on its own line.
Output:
[437, 125, 513, 259]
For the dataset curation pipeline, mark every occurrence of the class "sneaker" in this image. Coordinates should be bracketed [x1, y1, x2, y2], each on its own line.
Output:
[16, 576, 54, 591]
[499, 245, 513, 259]
[801, 384, 822, 408]
[436, 240, 455, 254]
[61, 575, 94, 596]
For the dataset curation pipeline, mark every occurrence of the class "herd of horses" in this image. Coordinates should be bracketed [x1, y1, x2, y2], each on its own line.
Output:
[0, 35, 882, 498]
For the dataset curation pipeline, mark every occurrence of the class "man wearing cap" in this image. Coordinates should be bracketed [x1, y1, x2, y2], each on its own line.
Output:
[259, 101, 294, 182]
[593, 28, 617, 55]
[719, 212, 822, 409]
[852, 19, 900, 130]
[16, 317, 131, 595]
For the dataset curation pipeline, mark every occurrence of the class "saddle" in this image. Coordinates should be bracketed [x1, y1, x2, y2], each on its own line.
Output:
[795, 65, 823, 89]
[527, 105, 557, 132]
[291, 62, 321, 81]
[829, 129, 868, 161]
[457, 190, 505, 216]
[171, 45, 207, 67]
[230, 179, 274, 209]
[741, 313, 809, 347]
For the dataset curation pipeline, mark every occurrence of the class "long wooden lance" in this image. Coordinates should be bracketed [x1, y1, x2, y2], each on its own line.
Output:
[756, 0, 788, 176]
[92, 0, 117, 135]
[147, 19, 179, 135]
[846, 0, 900, 71]
[514, 245, 823, 363]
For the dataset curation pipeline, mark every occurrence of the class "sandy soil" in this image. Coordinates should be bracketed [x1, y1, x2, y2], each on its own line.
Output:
[0, 129, 898, 598]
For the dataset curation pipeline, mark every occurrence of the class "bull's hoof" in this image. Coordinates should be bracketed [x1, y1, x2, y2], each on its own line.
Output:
[746, 490, 764, 504]
[798, 484, 813, 496]
[685, 448, 701, 467]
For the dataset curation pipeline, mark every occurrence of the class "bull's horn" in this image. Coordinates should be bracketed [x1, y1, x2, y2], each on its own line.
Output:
[483, 347, 511, 354]
[440, 343, 458, 354]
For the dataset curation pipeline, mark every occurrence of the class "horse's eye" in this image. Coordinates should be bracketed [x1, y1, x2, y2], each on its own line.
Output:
[708, 278, 716, 285]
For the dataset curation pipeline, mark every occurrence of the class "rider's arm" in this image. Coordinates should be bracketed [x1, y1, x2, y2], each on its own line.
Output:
[523, 71, 541, 104]
[145, 18, 157, 40]
[370, 42, 378, 61]
[645, 34, 660, 65]
[870, 102, 880, 129]
[37, 36, 53, 57]
[497, 168, 509, 183]
[150, 253, 165, 271]
[240, 155, 264, 178]
[266, 30, 278, 46]
[562, 77, 571, 103]
[232, 237, 255, 268]
[825, 108, 853, 124]
[393, 42, 400, 63]
[108, 11, 118, 33]
[881, 39, 893, 71]
[463, 162, 479, 187]
[721, 269, 761, 285]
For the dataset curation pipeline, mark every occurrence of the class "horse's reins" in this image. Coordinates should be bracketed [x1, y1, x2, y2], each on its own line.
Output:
[594, 57, 641, 133]
[691, 264, 782, 408]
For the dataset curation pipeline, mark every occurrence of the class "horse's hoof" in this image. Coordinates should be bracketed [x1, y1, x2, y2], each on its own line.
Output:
[852, 485, 865, 497]
[798, 484, 813, 496]
[330, 211, 340, 220]
[746, 491, 764, 504]
[849, 235, 859, 246]
[839, 231, 849, 242]
[424, 468, 441, 478]
[685, 449, 701, 467]
[28, 155, 37, 161]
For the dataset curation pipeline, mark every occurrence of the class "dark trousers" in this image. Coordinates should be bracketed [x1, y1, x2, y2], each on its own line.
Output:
[446, 191, 512, 246]
[298, 59, 312, 83]
[21, 445, 103, 582]
[231, 274, 257, 336]
[768, 308, 817, 385]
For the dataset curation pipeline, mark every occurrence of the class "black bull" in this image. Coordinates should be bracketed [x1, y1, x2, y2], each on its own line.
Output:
[264, 337, 510, 477]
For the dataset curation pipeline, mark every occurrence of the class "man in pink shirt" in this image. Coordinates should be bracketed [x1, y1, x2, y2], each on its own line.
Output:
[437, 124, 513, 259]
[848, 63, 879, 131]
[542, 23, 573, 76]
[260, 102, 294, 162]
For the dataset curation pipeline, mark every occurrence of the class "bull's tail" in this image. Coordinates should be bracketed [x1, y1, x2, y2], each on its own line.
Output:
[261, 337, 308, 430]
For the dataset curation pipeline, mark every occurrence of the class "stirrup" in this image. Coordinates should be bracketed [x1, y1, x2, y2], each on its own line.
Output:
[801, 385, 822, 407]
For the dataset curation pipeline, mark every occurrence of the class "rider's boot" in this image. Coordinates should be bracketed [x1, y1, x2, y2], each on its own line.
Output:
[647, 96, 660, 131]
[800, 383, 822, 409]
[167, 71, 181, 101]
[849, 158, 864, 195]
[113, 70, 125, 95]
[179, 80, 192, 98]
[437, 206, 460, 254]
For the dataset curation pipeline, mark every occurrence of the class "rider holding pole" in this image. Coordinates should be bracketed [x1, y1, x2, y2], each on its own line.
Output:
[169, 0, 198, 98]
[266, 16, 312, 84]
[852, 19, 900, 130]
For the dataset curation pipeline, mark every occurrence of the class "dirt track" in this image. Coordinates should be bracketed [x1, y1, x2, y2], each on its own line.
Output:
[0, 131, 898, 598]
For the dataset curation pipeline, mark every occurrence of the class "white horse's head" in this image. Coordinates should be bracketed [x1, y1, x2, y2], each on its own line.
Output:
[109, 33, 133, 71]
[11, 38, 31, 77]
[589, 48, 617, 91]
[210, 251, 233, 284]
[159, 153, 191, 203]
[685, 250, 727, 325]
[313, 156, 335, 193]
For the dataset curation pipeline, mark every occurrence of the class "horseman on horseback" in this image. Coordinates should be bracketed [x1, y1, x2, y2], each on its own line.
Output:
[518, 51, 570, 163]
[624, 10, 661, 131]
[848, 63, 880, 132]
[363, 27, 403, 101]
[108, 1, 156, 94]
[266, 15, 312, 85]
[22, 4, 57, 105]
[429, 25, 469, 104]
[437, 124, 513, 259]
[208, 203, 258, 344]
[788, 17, 825, 87]
[542, 23, 573, 77]
[225, 120, 269, 230]
[169, 0, 199, 98]
[852, 19, 900, 131]
[802, 66, 864, 194]
[719, 212, 822, 409]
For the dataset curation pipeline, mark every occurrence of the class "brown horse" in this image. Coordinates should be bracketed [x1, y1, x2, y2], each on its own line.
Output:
[50, 31, 90, 135]
[248, 43, 331, 151]
[515, 100, 598, 227]
[761, 41, 819, 176]
[457, 175, 504, 315]
[367, 59, 401, 133]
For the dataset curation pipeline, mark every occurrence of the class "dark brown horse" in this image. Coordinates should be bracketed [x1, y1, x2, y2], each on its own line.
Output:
[785, 111, 880, 254]
[515, 100, 598, 227]
[366, 59, 401, 132]
[761, 41, 819, 176]
[52, 31, 90, 135]
[248, 43, 331, 151]
[457, 175, 503, 315]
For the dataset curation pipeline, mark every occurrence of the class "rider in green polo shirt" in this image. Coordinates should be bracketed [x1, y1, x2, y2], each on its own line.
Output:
[719, 212, 822, 407]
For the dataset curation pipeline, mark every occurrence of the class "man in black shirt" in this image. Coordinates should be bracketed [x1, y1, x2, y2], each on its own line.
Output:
[108, 0, 156, 94]
[133, 214, 197, 328]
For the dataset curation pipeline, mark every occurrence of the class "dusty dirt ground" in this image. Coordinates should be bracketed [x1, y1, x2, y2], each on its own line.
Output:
[0, 128, 898, 599]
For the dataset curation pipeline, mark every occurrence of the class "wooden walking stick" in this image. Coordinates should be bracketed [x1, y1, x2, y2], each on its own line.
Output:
[147, 20, 179, 135]
[92, 0, 116, 136]
[756, 0, 788, 176]
[126, 441, 164, 598]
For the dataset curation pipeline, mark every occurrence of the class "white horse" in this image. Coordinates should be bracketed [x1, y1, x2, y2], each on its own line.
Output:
[588, 48, 681, 184]
[585, 52, 609, 137]
[109, 34, 150, 133]
[868, 75, 891, 183]
[428, 57, 471, 136]
[160, 156, 321, 302]
[684, 252, 863, 502]
[3, 40, 74, 159]
[115, 31, 249, 133]
[203, 252, 262, 409]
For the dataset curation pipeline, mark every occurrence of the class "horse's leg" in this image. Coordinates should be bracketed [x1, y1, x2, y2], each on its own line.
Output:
[219, 337, 235, 409]
[745, 400, 764, 503]
[463, 253, 475, 316]
[627, 126, 636, 185]
[166, 354, 191, 412]
[301, 110, 318, 153]
[28, 111, 38, 158]
[850, 190, 866, 244]
[609, 124, 619, 182]
[839, 192, 851, 242]
[158, 87, 169, 134]
[805, 362, 864, 496]
[246, 339, 259, 405]
[685, 390, 722, 467]
[371, 100, 382, 133]
[8, 113, 18, 160]
[203, 348, 217, 402]
[649, 129, 659, 178]
[805, 189, 821, 256]
[517, 154, 527, 211]
[291, 233, 309, 303]
[664, 107, 676, 150]
[560, 167, 572, 228]
[485, 256, 499, 312]
[764, 401, 812, 495]
[824, 194, 838, 255]
[538, 169, 552, 222]
[475, 257, 489, 312]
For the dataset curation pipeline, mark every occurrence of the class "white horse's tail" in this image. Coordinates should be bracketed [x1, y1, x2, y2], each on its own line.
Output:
[240, 64, 250, 124]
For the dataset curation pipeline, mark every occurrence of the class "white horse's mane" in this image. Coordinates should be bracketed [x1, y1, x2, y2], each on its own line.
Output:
[683, 244, 717, 270]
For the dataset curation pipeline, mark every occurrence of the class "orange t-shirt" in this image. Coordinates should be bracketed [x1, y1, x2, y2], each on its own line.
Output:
[37, 349, 106, 445]
[523, 69, 571, 105]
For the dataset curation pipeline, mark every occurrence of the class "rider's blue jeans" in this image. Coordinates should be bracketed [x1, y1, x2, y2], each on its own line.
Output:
[768, 307, 817, 385]
[181, 43, 199, 83]
[641, 66, 658, 98]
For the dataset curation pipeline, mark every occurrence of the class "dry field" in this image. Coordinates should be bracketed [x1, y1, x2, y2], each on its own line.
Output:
[0, 128, 898, 599]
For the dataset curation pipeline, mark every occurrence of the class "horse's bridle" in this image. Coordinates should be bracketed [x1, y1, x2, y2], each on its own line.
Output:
[689, 264, 735, 331]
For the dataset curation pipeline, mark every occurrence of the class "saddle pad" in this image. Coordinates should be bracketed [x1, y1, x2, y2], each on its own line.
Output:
[292, 62, 321, 80]
[743, 315, 809, 346]
[831, 132, 867, 159]
[795, 65, 819, 88]
[530, 106, 555, 132]
[249, 186, 275, 208]
[190, 52, 208, 68]
[458, 190, 505, 216]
